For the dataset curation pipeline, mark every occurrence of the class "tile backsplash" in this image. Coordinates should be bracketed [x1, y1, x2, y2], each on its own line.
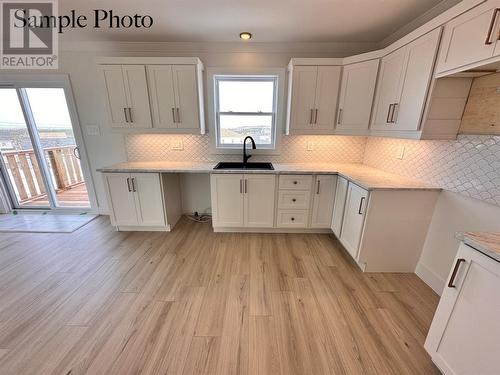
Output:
[364, 135, 500, 206]
[126, 134, 367, 163]
[126, 133, 500, 207]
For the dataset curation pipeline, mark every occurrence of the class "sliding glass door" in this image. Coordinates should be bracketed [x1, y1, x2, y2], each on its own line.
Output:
[0, 86, 91, 209]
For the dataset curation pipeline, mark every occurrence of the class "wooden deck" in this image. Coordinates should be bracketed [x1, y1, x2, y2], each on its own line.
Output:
[0, 216, 441, 374]
[24, 183, 90, 208]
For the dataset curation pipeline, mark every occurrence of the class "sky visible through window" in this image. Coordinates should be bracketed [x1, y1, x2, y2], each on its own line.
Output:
[216, 77, 276, 147]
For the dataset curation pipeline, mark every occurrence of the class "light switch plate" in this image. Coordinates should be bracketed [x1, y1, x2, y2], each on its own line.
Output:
[306, 141, 314, 151]
[171, 140, 184, 151]
[85, 125, 100, 136]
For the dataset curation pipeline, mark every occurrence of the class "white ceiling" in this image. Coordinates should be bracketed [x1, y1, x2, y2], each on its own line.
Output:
[59, 0, 456, 43]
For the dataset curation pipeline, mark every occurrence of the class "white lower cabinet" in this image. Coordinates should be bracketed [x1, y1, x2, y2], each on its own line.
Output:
[211, 174, 276, 229]
[339, 182, 368, 259]
[425, 243, 500, 375]
[331, 176, 348, 237]
[310, 175, 337, 228]
[332, 182, 439, 272]
[103, 172, 181, 231]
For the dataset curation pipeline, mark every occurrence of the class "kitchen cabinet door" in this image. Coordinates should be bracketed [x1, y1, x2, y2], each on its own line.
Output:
[243, 174, 276, 228]
[310, 175, 337, 228]
[340, 183, 368, 260]
[122, 65, 152, 129]
[104, 173, 138, 226]
[425, 243, 500, 375]
[211, 174, 244, 227]
[436, 0, 500, 74]
[371, 47, 406, 130]
[331, 176, 348, 237]
[337, 60, 379, 132]
[172, 65, 201, 131]
[313, 66, 341, 131]
[131, 173, 166, 227]
[102, 65, 129, 128]
[393, 29, 441, 131]
[289, 66, 318, 131]
[147, 65, 177, 129]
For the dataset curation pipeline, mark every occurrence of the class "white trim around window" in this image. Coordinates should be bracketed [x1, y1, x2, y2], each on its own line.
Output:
[206, 67, 286, 155]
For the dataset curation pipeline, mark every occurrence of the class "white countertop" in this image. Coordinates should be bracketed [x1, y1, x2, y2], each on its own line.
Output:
[458, 232, 500, 263]
[98, 161, 440, 191]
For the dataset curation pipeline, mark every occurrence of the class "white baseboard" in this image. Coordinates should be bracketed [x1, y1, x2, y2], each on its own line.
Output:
[415, 262, 446, 296]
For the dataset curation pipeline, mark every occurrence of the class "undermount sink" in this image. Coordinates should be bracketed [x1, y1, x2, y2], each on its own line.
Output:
[213, 162, 274, 170]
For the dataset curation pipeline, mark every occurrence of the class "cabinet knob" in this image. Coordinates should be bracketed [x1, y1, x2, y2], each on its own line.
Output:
[291, 217, 295, 221]
[292, 198, 297, 202]
[293, 181, 298, 185]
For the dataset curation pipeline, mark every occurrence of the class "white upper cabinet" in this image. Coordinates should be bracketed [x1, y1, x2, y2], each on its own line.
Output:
[99, 58, 205, 134]
[102, 65, 152, 129]
[147, 65, 176, 129]
[371, 28, 441, 134]
[337, 59, 379, 133]
[286, 62, 341, 134]
[436, 0, 500, 76]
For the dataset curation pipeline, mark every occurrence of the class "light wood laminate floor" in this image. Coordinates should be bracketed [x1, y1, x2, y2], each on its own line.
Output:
[0, 216, 440, 375]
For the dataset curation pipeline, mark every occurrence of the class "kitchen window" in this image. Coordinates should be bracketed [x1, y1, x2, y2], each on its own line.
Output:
[214, 75, 278, 149]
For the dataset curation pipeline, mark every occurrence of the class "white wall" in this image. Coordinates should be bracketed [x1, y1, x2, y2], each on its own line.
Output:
[416, 191, 500, 295]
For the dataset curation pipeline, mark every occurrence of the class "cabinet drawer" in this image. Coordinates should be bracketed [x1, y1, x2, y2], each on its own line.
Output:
[277, 210, 309, 228]
[278, 190, 311, 209]
[279, 175, 313, 190]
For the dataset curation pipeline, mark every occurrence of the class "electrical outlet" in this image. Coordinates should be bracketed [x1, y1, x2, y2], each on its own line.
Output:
[306, 141, 314, 151]
[171, 140, 184, 151]
[396, 145, 405, 160]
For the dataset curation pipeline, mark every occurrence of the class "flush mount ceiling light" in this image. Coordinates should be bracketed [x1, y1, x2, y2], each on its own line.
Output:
[239, 32, 252, 40]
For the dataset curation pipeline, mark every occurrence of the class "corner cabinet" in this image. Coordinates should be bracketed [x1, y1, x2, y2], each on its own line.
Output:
[286, 60, 342, 135]
[98, 57, 205, 134]
[436, 0, 500, 76]
[371, 28, 441, 136]
[332, 181, 440, 272]
[425, 242, 500, 375]
[210, 174, 276, 229]
[336, 59, 379, 134]
[103, 172, 182, 231]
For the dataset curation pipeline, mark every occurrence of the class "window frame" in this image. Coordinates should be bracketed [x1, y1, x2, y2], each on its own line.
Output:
[207, 67, 286, 155]
[214, 75, 278, 150]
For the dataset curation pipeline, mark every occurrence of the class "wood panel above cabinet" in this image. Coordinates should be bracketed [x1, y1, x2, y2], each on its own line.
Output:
[98, 57, 206, 134]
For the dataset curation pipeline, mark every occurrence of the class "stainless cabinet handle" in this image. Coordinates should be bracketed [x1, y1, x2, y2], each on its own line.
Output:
[386, 104, 394, 123]
[176, 108, 181, 123]
[390, 103, 399, 123]
[244, 179, 247, 194]
[337, 108, 343, 125]
[485, 8, 500, 45]
[309, 109, 314, 125]
[240, 179, 243, 194]
[124, 108, 129, 123]
[126, 177, 132, 192]
[358, 197, 365, 215]
[172, 108, 177, 123]
[316, 180, 321, 194]
[131, 178, 137, 192]
[128, 108, 133, 123]
[314, 109, 318, 124]
[448, 258, 466, 288]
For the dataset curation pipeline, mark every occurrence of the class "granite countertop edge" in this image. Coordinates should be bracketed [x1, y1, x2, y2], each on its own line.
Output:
[97, 162, 441, 191]
[457, 232, 500, 263]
